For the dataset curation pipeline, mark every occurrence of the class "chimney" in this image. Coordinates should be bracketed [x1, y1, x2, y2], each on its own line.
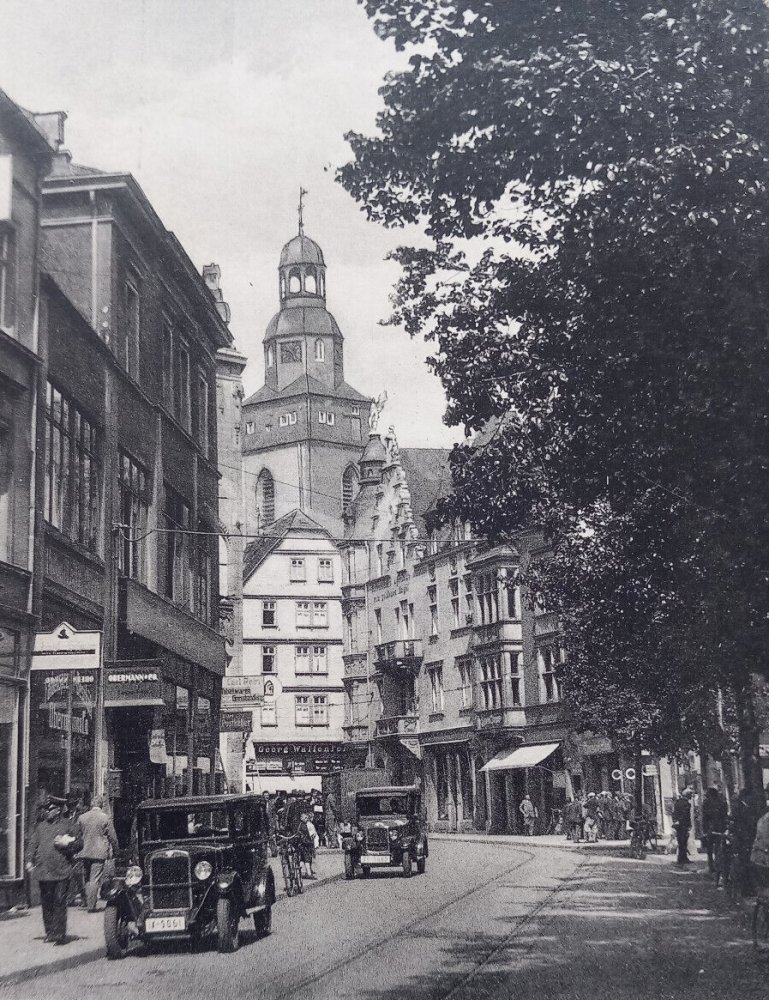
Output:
[31, 111, 72, 176]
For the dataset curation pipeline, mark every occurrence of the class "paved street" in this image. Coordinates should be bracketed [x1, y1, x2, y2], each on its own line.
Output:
[4, 838, 769, 1000]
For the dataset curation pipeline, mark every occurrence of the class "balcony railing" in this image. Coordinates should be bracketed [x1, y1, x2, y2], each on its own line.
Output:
[374, 639, 423, 671]
[375, 714, 420, 738]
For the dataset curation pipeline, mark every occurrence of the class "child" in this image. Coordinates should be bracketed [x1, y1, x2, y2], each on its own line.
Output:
[298, 811, 319, 879]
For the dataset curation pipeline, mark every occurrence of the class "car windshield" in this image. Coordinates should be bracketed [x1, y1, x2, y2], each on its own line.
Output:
[140, 808, 230, 842]
[357, 795, 410, 817]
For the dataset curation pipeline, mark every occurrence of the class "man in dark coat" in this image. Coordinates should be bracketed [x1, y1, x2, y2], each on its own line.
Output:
[26, 796, 83, 944]
[701, 786, 728, 873]
[672, 789, 693, 865]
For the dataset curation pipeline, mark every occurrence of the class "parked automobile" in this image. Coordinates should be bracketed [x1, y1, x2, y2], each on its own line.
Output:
[342, 785, 428, 878]
[102, 794, 276, 958]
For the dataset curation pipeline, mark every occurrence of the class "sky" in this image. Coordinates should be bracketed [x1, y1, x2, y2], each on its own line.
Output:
[0, 0, 458, 448]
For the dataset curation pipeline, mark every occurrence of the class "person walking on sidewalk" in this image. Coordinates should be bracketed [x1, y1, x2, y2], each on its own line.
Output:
[26, 796, 83, 945]
[701, 786, 728, 873]
[519, 795, 536, 836]
[672, 788, 693, 865]
[76, 793, 118, 911]
[583, 792, 600, 843]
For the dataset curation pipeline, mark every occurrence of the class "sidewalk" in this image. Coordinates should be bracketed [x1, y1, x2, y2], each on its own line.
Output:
[0, 848, 344, 988]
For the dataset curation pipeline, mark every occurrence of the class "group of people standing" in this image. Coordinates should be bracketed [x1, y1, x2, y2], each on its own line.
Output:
[563, 791, 637, 843]
[26, 791, 118, 946]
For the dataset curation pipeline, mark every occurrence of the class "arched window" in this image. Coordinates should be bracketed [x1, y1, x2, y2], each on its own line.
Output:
[342, 464, 359, 515]
[264, 681, 274, 698]
[280, 275, 286, 299]
[288, 269, 301, 293]
[314, 338, 325, 362]
[267, 344, 274, 368]
[319, 272, 325, 297]
[304, 267, 317, 294]
[256, 468, 275, 526]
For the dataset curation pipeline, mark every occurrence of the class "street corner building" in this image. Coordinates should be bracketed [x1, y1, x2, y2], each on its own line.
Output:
[0, 87, 244, 905]
[338, 428, 651, 835]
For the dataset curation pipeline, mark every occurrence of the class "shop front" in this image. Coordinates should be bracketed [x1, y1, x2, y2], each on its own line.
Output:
[0, 626, 30, 901]
[246, 741, 344, 794]
[421, 733, 476, 833]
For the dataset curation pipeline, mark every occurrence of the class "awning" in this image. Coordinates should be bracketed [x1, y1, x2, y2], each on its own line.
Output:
[481, 742, 560, 772]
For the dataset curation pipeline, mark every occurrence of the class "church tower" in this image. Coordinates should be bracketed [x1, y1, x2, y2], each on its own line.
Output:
[242, 210, 371, 537]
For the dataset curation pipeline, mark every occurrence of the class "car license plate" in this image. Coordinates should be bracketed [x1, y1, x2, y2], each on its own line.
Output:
[145, 915, 186, 933]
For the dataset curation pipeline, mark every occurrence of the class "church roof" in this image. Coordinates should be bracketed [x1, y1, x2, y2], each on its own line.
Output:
[264, 304, 341, 340]
[243, 508, 330, 582]
[280, 233, 325, 267]
[243, 375, 369, 407]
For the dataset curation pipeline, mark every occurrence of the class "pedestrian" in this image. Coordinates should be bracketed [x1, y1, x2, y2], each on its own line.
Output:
[749, 789, 769, 894]
[26, 796, 83, 945]
[611, 794, 624, 840]
[701, 785, 728, 873]
[519, 795, 536, 836]
[325, 790, 340, 849]
[583, 792, 600, 843]
[76, 792, 118, 911]
[732, 787, 760, 895]
[672, 788, 693, 865]
[565, 797, 581, 842]
[298, 810, 318, 879]
[311, 789, 326, 846]
[262, 791, 278, 855]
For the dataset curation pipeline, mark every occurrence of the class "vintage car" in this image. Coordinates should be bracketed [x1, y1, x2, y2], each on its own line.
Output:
[342, 785, 428, 878]
[102, 794, 276, 958]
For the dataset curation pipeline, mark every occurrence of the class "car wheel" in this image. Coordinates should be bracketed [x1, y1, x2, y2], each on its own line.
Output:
[402, 851, 412, 878]
[253, 904, 272, 938]
[216, 897, 240, 953]
[344, 853, 355, 880]
[104, 905, 129, 960]
[361, 865, 371, 878]
[417, 856, 426, 875]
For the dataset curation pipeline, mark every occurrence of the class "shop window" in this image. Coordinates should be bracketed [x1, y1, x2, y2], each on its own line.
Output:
[318, 557, 333, 583]
[435, 752, 449, 821]
[164, 485, 191, 608]
[262, 646, 276, 673]
[509, 651, 523, 706]
[256, 468, 275, 525]
[262, 599, 276, 627]
[479, 655, 503, 709]
[117, 449, 150, 583]
[43, 382, 100, 551]
[290, 557, 306, 582]
[428, 665, 444, 713]
[0, 225, 16, 331]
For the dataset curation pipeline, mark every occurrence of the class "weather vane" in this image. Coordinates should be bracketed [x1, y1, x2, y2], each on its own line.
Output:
[298, 186, 308, 235]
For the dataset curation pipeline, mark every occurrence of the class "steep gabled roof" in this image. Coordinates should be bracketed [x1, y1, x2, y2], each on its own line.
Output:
[243, 375, 369, 408]
[243, 508, 330, 582]
[398, 448, 453, 536]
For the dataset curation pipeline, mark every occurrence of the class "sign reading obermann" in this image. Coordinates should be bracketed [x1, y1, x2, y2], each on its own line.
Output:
[221, 675, 264, 710]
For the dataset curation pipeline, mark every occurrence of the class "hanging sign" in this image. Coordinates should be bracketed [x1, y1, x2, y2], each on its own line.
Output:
[104, 663, 164, 708]
[624, 767, 637, 780]
[219, 711, 253, 733]
[32, 622, 101, 672]
[149, 729, 167, 764]
[221, 675, 264, 710]
[611, 768, 623, 781]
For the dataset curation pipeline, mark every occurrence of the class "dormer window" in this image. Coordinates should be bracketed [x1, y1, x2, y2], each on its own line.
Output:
[318, 411, 335, 426]
[314, 339, 325, 362]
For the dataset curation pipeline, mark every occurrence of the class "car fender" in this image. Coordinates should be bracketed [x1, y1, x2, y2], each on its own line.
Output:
[216, 870, 242, 904]
[415, 836, 427, 858]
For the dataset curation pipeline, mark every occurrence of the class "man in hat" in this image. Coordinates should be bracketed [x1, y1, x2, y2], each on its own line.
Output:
[672, 787, 694, 865]
[26, 796, 83, 944]
[76, 793, 118, 911]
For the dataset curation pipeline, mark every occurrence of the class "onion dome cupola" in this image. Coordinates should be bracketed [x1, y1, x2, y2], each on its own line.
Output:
[279, 232, 326, 303]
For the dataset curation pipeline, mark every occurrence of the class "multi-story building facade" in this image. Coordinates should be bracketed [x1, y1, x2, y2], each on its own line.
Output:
[0, 88, 52, 902]
[242, 510, 344, 793]
[30, 122, 233, 844]
[342, 428, 620, 833]
[241, 223, 371, 538]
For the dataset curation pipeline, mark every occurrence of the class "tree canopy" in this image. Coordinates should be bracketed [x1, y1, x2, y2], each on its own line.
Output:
[339, 1, 769, 761]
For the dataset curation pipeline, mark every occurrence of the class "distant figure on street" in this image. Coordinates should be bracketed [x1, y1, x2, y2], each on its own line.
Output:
[750, 789, 769, 893]
[519, 795, 536, 836]
[732, 787, 760, 895]
[76, 793, 118, 911]
[701, 786, 728, 873]
[583, 792, 600, 843]
[325, 791, 340, 849]
[26, 796, 83, 945]
[672, 788, 693, 865]
[565, 797, 582, 842]
[298, 810, 318, 879]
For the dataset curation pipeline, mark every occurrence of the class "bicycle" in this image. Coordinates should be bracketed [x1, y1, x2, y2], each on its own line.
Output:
[276, 833, 303, 897]
[629, 816, 657, 859]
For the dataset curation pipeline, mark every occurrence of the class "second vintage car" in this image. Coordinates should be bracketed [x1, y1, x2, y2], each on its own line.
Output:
[342, 785, 428, 878]
[102, 793, 276, 958]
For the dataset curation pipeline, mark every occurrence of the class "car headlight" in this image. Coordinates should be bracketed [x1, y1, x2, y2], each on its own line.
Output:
[125, 865, 143, 887]
[194, 860, 212, 880]
[389, 828, 400, 841]
[355, 831, 364, 842]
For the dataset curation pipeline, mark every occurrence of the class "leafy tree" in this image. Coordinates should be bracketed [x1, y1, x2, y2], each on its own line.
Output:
[340, 0, 769, 780]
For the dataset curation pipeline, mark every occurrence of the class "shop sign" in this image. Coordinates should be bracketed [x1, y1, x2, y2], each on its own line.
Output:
[32, 622, 101, 672]
[221, 675, 264, 710]
[642, 764, 658, 777]
[104, 665, 164, 708]
[251, 742, 343, 756]
[219, 710, 253, 733]
[149, 729, 167, 764]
